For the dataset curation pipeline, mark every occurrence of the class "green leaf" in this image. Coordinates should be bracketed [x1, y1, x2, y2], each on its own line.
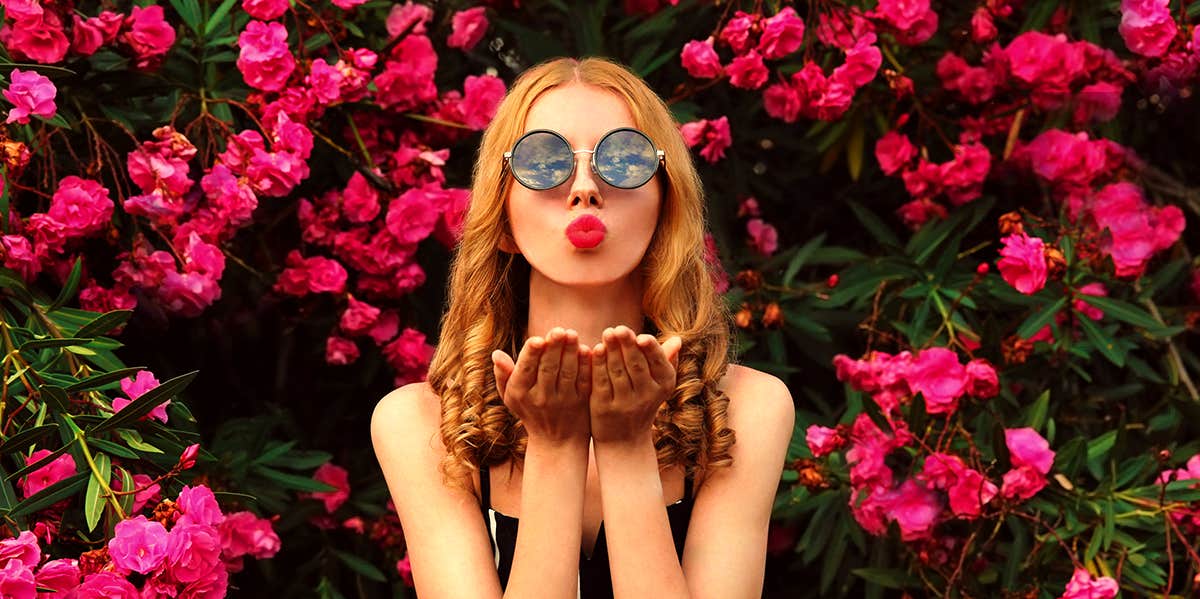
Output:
[0, 267, 33, 304]
[1016, 297, 1067, 339]
[118, 430, 162, 453]
[846, 200, 900, 248]
[251, 441, 298, 466]
[782, 234, 827, 286]
[333, 548, 387, 582]
[88, 438, 139, 459]
[75, 310, 133, 338]
[1087, 430, 1118, 481]
[252, 465, 336, 493]
[65, 367, 144, 392]
[46, 258, 82, 312]
[1078, 316, 1125, 367]
[851, 568, 919, 589]
[846, 120, 865, 181]
[116, 467, 134, 516]
[84, 452, 110, 532]
[203, 0, 238, 34]
[168, 0, 202, 33]
[38, 385, 69, 413]
[6, 471, 88, 518]
[1025, 390, 1050, 431]
[1078, 295, 1161, 330]
[19, 337, 93, 352]
[0, 425, 58, 456]
[89, 371, 198, 434]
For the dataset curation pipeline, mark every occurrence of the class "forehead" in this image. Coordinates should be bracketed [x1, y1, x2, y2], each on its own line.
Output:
[523, 83, 637, 145]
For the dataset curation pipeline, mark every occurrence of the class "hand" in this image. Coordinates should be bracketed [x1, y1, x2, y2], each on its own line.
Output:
[589, 326, 682, 446]
[492, 328, 593, 446]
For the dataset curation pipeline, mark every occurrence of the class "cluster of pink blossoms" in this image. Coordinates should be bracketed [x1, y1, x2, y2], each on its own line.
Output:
[1117, 0, 1200, 101]
[2, 69, 56, 125]
[0, 174, 113, 283]
[832, 347, 998, 416]
[1009, 129, 1185, 278]
[1158, 453, 1200, 533]
[0, 0, 174, 69]
[875, 126, 992, 229]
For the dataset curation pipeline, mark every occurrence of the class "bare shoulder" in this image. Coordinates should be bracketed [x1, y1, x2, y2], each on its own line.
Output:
[718, 364, 795, 435]
[370, 382, 441, 443]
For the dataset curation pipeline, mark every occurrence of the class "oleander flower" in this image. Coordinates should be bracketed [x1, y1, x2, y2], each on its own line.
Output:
[3, 68, 56, 125]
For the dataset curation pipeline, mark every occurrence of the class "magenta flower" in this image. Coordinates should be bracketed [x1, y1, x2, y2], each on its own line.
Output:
[164, 523, 224, 584]
[382, 328, 434, 386]
[111, 370, 167, 423]
[70, 11, 123, 57]
[326, 335, 360, 366]
[996, 232, 1047, 295]
[1118, 0, 1177, 57]
[177, 485, 224, 527]
[874, 478, 941, 541]
[680, 39, 722, 79]
[386, 1, 433, 37]
[310, 463, 350, 514]
[73, 572, 138, 599]
[0, 531, 40, 569]
[107, 516, 169, 574]
[679, 116, 732, 164]
[970, 7, 997, 42]
[19, 450, 76, 499]
[47, 176, 113, 239]
[460, 74, 505, 130]
[219, 511, 281, 560]
[447, 7, 488, 51]
[874, 131, 916, 176]
[330, 0, 366, 9]
[725, 50, 768, 89]
[1059, 568, 1119, 599]
[746, 218, 778, 257]
[3, 12, 69, 64]
[237, 21, 295, 92]
[340, 296, 381, 335]
[906, 348, 968, 415]
[373, 35, 438, 110]
[805, 425, 844, 458]
[0, 558, 35, 599]
[1089, 182, 1185, 278]
[242, 0, 289, 20]
[719, 11, 757, 54]
[386, 185, 443, 245]
[757, 7, 805, 60]
[121, 5, 176, 69]
[964, 359, 999, 399]
[4, 68, 57, 125]
[33, 558, 80, 595]
[1001, 428, 1055, 501]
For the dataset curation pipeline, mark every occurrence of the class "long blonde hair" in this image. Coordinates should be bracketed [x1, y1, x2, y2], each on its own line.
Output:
[427, 57, 734, 485]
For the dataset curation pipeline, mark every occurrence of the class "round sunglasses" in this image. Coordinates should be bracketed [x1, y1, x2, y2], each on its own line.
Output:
[502, 127, 666, 191]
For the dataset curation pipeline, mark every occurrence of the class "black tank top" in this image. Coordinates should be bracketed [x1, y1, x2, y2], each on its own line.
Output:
[479, 466, 695, 598]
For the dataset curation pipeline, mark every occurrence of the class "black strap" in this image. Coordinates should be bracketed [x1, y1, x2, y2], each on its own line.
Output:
[479, 465, 491, 513]
[683, 473, 694, 503]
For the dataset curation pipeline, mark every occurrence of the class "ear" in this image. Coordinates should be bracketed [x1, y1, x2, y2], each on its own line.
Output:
[498, 231, 520, 254]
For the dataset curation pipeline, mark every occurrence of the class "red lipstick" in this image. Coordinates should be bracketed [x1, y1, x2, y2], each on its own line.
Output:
[565, 214, 606, 249]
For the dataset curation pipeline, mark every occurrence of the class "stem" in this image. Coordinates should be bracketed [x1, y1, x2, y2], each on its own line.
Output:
[1138, 293, 1199, 401]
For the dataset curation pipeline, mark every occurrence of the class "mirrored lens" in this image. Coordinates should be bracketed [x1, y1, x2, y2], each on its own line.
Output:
[510, 131, 573, 190]
[595, 129, 658, 189]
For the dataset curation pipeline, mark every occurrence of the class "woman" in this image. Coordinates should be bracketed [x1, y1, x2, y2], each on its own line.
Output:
[371, 57, 794, 598]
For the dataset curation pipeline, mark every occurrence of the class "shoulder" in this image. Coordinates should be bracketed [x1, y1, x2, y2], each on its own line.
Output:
[718, 364, 795, 436]
[370, 383, 444, 464]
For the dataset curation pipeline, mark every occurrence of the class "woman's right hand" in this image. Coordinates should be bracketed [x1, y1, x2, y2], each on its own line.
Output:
[491, 327, 592, 445]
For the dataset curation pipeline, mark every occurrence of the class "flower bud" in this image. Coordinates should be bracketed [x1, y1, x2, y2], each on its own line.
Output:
[1001, 334, 1033, 365]
[790, 459, 830, 492]
[827, 273, 840, 288]
[1044, 245, 1066, 279]
[998, 211, 1024, 236]
[761, 302, 784, 328]
[735, 269, 763, 291]
[734, 305, 754, 329]
[976, 262, 989, 275]
[177, 443, 199, 470]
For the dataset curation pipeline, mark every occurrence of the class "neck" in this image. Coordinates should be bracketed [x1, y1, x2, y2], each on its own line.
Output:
[525, 270, 646, 347]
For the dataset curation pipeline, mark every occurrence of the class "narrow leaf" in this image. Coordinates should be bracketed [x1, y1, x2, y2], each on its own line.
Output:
[6, 471, 88, 519]
[65, 367, 144, 392]
[90, 371, 198, 434]
[84, 452, 110, 531]
[47, 258, 82, 311]
[0, 425, 58, 456]
[75, 310, 133, 338]
[333, 549, 387, 582]
[1016, 297, 1067, 340]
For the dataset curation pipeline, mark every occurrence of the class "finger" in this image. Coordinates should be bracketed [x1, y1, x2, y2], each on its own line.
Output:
[537, 328, 565, 389]
[637, 335, 674, 389]
[508, 336, 545, 397]
[557, 329, 580, 395]
[617, 327, 650, 389]
[604, 328, 632, 394]
[664, 336, 682, 369]
[576, 343, 593, 400]
[591, 342, 611, 400]
[491, 350, 515, 399]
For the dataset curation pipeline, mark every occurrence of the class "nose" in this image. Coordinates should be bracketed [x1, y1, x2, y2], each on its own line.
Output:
[566, 151, 603, 209]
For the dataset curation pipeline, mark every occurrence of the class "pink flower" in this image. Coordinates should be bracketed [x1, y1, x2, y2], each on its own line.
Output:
[762, 81, 801, 123]
[382, 328, 434, 386]
[874, 479, 941, 541]
[0, 558, 35, 599]
[111, 370, 168, 423]
[679, 116, 731, 164]
[758, 7, 805, 60]
[680, 39, 723, 79]
[107, 516, 169, 574]
[996, 232, 1047, 295]
[218, 511, 281, 560]
[373, 35, 438, 110]
[164, 523, 223, 584]
[1119, 0, 1177, 57]
[330, 0, 366, 9]
[946, 467, 998, 519]
[47, 176, 113, 238]
[33, 558, 79, 596]
[121, 5, 176, 69]
[275, 251, 348, 296]
[242, 0, 289, 20]
[805, 425, 844, 458]
[746, 218, 778, 257]
[964, 359, 999, 398]
[726, 50, 768, 89]
[386, 185, 443, 244]
[0, 531, 40, 569]
[73, 572, 138, 599]
[1006, 428, 1055, 473]
[310, 463, 350, 514]
[906, 347, 967, 415]
[447, 7, 488, 51]
[396, 555, 414, 587]
[1074, 82, 1124, 124]
[237, 21, 295, 92]
[128, 473, 161, 513]
[178, 443, 200, 470]
[460, 74, 505, 130]
[71, 12, 122, 56]
[1060, 568, 1119, 599]
[831, 34, 881, 89]
[1089, 182, 1185, 278]
[340, 172, 380, 223]
[340, 296, 380, 335]
[816, 7, 875, 50]
[1073, 282, 1108, 320]
[970, 7, 997, 42]
[719, 11, 757, 54]
[874, 0, 938, 45]
[326, 335, 360, 365]
[874, 131, 916, 176]
[19, 449, 76, 499]
[0, 0, 42, 21]
[2, 12, 68, 64]
[4, 68, 56, 125]
[940, 143, 991, 205]
[177, 484, 224, 527]
[386, 2, 433, 37]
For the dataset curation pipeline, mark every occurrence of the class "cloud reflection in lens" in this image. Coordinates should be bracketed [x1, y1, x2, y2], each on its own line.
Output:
[512, 131, 573, 190]
[595, 129, 657, 188]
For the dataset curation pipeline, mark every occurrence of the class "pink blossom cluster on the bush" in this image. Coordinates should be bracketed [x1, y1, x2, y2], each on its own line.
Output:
[0, 0, 174, 68]
[1158, 453, 1200, 533]
[832, 347, 998, 416]
[1, 174, 113, 283]
[2, 69, 56, 125]
[877, 130, 992, 229]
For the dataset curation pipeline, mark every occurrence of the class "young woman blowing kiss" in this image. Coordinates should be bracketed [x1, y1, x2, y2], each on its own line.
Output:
[371, 57, 794, 598]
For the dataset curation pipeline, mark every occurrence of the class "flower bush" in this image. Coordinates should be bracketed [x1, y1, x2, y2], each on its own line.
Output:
[1, 0, 1199, 596]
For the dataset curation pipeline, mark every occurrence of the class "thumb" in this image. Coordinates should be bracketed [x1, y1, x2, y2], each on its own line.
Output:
[492, 350, 515, 399]
[663, 336, 682, 369]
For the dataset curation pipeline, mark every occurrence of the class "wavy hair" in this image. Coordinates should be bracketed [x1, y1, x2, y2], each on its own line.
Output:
[427, 57, 734, 486]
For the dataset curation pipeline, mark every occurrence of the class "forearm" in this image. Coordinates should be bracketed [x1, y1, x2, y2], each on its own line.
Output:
[504, 437, 588, 599]
[595, 435, 691, 599]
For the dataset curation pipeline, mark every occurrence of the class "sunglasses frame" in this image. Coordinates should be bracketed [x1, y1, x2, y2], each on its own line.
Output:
[502, 127, 666, 191]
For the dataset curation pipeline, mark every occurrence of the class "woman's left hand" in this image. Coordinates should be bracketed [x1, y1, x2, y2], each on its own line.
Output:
[589, 326, 682, 446]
